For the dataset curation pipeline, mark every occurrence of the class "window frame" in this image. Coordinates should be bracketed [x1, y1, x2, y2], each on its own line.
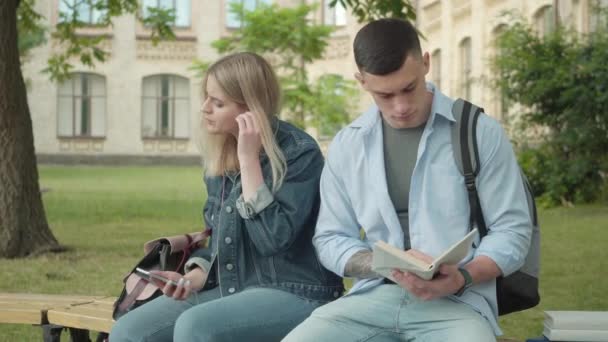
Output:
[57, 72, 106, 139]
[141, 74, 190, 140]
[141, 0, 192, 29]
[323, 0, 347, 27]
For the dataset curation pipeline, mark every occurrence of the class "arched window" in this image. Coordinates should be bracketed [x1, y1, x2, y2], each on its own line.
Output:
[534, 5, 555, 36]
[142, 75, 190, 139]
[226, 0, 272, 29]
[459, 37, 472, 100]
[323, 0, 347, 26]
[431, 49, 441, 90]
[57, 73, 106, 137]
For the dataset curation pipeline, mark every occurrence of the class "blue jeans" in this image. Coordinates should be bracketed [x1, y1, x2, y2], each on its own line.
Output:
[283, 284, 496, 342]
[110, 286, 324, 342]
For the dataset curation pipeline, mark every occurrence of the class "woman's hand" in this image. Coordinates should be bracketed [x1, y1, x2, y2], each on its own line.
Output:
[236, 111, 265, 201]
[150, 268, 208, 301]
[235, 111, 262, 167]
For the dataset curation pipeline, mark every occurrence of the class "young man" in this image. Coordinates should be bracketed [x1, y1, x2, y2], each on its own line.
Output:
[284, 19, 532, 341]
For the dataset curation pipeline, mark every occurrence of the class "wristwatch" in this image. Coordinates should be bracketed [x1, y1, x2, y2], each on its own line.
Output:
[455, 267, 473, 297]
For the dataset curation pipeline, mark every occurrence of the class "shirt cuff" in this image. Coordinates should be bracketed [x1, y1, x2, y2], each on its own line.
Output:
[236, 183, 274, 219]
[185, 257, 212, 274]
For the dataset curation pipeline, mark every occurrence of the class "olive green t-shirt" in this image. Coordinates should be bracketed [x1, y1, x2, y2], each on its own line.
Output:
[382, 118, 425, 249]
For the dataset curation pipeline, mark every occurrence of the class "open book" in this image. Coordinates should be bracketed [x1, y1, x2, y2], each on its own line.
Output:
[372, 228, 478, 281]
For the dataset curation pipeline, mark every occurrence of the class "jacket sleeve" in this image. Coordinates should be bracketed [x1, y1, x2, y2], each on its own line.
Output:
[240, 142, 325, 257]
[185, 193, 215, 273]
[474, 115, 533, 276]
[313, 139, 370, 277]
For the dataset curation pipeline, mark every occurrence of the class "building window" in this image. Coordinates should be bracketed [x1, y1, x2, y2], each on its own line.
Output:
[459, 37, 472, 100]
[57, 73, 106, 138]
[323, 0, 347, 26]
[589, 0, 608, 32]
[142, 0, 191, 28]
[58, 0, 107, 25]
[226, 0, 271, 29]
[142, 75, 190, 139]
[431, 49, 441, 90]
[534, 5, 555, 36]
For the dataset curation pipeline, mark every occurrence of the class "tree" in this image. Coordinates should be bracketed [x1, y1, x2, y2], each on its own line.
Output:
[0, 0, 174, 258]
[2, 0, 416, 258]
[209, 2, 358, 131]
[492, 11, 608, 206]
[330, 0, 416, 23]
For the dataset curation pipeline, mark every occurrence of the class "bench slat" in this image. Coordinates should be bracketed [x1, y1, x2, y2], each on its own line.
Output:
[47, 303, 115, 333]
[0, 292, 116, 332]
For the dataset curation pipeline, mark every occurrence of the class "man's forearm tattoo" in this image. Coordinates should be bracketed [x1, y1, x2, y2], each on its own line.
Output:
[344, 250, 378, 279]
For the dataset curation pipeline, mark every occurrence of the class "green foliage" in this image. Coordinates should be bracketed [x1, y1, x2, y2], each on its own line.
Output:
[16, 0, 176, 82]
[308, 74, 359, 137]
[17, 0, 46, 58]
[208, 3, 355, 132]
[493, 12, 608, 206]
[330, 0, 416, 23]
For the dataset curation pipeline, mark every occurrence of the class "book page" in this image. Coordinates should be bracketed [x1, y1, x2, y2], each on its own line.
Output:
[429, 228, 478, 269]
[372, 228, 478, 281]
[372, 241, 432, 280]
[545, 311, 608, 330]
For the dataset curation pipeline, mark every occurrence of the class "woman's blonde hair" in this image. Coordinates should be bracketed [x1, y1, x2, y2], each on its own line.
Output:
[200, 52, 287, 192]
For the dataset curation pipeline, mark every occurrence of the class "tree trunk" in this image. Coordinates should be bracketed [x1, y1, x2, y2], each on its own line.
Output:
[0, 0, 62, 257]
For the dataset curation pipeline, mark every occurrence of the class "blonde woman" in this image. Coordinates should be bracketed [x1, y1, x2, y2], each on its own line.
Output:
[110, 52, 343, 342]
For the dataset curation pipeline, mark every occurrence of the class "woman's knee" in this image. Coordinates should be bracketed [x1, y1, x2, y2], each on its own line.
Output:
[173, 307, 218, 341]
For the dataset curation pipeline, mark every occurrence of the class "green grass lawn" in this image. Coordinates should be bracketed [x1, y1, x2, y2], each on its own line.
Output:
[0, 166, 606, 341]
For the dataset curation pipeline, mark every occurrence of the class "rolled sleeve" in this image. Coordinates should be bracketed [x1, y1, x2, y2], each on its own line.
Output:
[236, 183, 274, 219]
[474, 116, 533, 276]
[314, 140, 368, 277]
[184, 257, 212, 274]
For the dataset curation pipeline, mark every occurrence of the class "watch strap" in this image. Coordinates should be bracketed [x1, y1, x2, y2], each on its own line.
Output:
[455, 267, 473, 297]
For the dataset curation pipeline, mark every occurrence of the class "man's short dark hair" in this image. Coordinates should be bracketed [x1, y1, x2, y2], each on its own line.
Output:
[354, 18, 422, 76]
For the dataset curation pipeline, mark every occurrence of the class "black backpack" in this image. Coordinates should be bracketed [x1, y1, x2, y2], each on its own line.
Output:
[451, 99, 540, 316]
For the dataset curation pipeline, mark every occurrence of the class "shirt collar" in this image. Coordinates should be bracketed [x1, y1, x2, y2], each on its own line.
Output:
[350, 82, 455, 134]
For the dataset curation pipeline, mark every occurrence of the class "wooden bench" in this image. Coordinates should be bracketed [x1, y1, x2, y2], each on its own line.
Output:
[1, 292, 524, 341]
[0, 293, 116, 341]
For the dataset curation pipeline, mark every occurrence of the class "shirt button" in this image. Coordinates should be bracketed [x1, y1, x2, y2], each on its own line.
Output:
[333, 291, 340, 298]
[228, 287, 236, 294]
[226, 263, 234, 271]
[225, 206, 233, 213]
[224, 237, 232, 244]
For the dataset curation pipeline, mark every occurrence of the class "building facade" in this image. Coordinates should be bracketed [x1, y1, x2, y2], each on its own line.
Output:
[417, 0, 607, 124]
[24, 0, 361, 162]
[24, 1, 606, 162]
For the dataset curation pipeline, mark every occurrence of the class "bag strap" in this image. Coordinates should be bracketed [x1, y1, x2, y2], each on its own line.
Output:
[451, 98, 488, 238]
[116, 277, 148, 312]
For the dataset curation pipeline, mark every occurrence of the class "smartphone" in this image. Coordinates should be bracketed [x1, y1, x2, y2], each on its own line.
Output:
[134, 267, 179, 286]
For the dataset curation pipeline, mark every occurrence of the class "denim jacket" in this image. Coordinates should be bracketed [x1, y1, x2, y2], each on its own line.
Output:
[186, 119, 344, 302]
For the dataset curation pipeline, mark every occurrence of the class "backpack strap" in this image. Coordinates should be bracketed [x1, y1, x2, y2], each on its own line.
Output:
[451, 98, 488, 238]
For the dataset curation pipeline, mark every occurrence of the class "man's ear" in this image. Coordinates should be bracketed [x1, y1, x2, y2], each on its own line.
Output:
[354, 72, 364, 86]
[422, 52, 430, 75]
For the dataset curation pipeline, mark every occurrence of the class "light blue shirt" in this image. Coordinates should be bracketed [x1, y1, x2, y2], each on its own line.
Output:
[313, 83, 533, 335]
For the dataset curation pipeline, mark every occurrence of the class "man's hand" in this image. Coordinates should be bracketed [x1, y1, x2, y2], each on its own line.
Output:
[151, 268, 208, 301]
[390, 249, 464, 301]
